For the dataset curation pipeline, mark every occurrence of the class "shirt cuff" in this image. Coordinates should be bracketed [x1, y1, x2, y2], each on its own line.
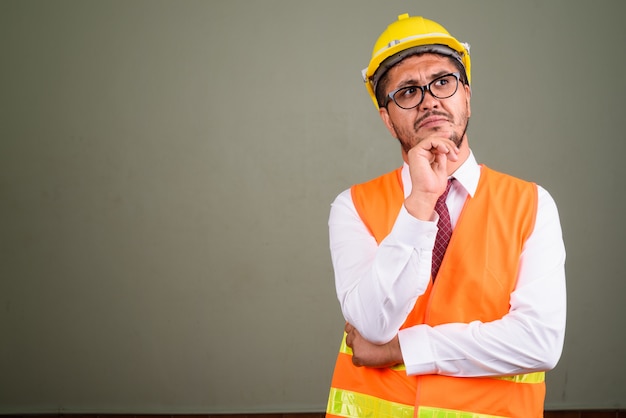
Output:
[398, 325, 437, 375]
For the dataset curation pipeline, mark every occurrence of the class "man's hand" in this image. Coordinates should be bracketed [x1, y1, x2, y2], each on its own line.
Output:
[404, 134, 459, 220]
[345, 323, 403, 368]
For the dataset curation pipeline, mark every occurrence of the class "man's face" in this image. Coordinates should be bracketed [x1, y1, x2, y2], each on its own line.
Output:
[379, 54, 471, 154]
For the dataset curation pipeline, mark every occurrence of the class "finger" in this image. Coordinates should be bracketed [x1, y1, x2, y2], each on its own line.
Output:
[433, 152, 452, 176]
[345, 323, 354, 334]
[429, 142, 448, 153]
[430, 140, 458, 155]
[345, 331, 353, 348]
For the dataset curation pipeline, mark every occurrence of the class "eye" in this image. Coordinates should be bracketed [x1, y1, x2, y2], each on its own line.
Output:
[399, 86, 420, 98]
[434, 77, 450, 87]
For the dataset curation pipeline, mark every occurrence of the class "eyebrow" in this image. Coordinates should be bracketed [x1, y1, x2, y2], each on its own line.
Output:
[396, 70, 451, 89]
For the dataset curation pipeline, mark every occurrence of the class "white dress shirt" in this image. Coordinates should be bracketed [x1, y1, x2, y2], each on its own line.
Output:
[329, 151, 566, 377]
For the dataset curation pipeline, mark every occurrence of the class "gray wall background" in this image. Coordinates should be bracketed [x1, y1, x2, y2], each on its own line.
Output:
[1, 0, 625, 413]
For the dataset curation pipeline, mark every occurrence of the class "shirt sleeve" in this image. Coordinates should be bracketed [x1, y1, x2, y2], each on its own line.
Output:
[398, 185, 567, 376]
[329, 188, 438, 344]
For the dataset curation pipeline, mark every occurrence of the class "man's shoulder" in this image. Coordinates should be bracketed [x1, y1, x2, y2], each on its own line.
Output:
[480, 165, 536, 187]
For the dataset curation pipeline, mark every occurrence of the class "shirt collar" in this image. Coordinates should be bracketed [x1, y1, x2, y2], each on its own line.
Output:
[401, 149, 481, 198]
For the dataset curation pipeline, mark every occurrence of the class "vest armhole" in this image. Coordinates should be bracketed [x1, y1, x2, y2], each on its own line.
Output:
[351, 167, 404, 244]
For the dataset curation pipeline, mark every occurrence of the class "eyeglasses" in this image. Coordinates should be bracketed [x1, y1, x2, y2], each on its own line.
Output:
[385, 72, 461, 110]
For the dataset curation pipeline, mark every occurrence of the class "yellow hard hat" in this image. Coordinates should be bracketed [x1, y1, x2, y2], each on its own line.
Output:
[362, 13, 471, 109]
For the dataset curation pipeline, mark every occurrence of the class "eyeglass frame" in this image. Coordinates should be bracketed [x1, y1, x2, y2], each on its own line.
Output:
[384, 72, 461, 110]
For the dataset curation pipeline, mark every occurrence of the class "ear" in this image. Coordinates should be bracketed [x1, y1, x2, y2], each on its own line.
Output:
[379, 106, 398, 138]
[464, 83, 472, 118]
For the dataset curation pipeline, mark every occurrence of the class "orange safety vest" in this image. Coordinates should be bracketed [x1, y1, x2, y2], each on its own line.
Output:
[326, 165, 544, 418]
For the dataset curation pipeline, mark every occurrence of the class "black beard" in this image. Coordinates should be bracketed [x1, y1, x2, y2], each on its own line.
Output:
[398, 116, 470, 154]
[452, 116, 470, 147]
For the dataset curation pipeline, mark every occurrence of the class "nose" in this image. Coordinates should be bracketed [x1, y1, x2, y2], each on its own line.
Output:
[419, 88, 440, 111]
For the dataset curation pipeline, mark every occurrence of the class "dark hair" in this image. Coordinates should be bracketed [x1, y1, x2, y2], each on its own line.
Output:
[375, 53, 469, 108]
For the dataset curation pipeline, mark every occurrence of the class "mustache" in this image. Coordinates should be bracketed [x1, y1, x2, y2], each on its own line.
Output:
[414, 111, 451, 130]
